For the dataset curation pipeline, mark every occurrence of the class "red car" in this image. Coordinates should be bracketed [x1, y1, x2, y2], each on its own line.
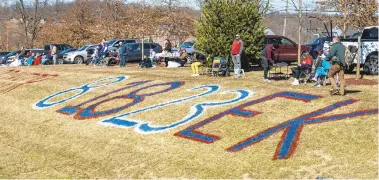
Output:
[264, 35, 311, 63]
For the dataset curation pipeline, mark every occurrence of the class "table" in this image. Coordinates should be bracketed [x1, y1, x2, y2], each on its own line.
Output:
[269, 62, 289, 80]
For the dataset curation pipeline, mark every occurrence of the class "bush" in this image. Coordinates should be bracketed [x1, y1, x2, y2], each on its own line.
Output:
[196, 0, 269, 65]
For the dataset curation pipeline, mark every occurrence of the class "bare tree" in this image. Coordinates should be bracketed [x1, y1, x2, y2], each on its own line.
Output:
[14, 0, 48, 48]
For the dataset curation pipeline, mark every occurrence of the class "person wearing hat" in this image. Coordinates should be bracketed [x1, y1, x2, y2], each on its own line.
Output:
[118, 41, 127, 67]
[231, 34, 244, 78]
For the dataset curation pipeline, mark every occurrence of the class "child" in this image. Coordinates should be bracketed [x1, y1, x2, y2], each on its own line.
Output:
[291, 53, 312, 85]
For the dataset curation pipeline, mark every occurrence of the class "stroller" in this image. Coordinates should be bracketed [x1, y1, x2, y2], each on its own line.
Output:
[211, 57, 230, 77]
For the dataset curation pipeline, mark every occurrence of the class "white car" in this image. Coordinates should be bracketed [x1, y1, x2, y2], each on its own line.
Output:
[63, 44, 99, 64]
[323, 26, 378, 75]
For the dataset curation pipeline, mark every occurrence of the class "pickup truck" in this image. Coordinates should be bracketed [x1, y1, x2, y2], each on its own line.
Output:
[264, 35, 311, 63]
[323, 26, 378, 75]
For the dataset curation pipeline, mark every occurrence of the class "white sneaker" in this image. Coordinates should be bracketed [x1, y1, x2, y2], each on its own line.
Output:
[264, 79, 271, 82]
[292, 79, 299, 85]
[191, 74, 199, 76]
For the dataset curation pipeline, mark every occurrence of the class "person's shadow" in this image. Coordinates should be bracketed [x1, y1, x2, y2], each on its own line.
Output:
[344, 90, 361, 95]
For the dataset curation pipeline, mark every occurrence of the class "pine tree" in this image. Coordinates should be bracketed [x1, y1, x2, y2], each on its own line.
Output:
[196, 0, 269, 65]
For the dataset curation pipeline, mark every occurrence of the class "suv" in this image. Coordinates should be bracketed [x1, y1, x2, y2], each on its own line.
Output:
[124, 42, 162, 61]
[63, 44, 99, 64]
[264, 35, 310, 63]
[106, 39, 138, 51]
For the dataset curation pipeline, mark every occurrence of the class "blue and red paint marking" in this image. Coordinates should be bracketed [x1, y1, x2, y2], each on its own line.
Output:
[33, 76, 379, 160]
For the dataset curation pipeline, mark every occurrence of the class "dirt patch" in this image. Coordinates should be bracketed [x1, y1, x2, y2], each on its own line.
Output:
[346, 78, 377, 86]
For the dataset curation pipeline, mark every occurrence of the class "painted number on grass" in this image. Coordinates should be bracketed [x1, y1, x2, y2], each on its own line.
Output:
[33, 76, 379, 160]
[34, 76, 128, 109]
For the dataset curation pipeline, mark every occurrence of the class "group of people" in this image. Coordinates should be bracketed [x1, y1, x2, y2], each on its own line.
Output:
[1, 45, 58, 67]
[259, 36, 346, 96]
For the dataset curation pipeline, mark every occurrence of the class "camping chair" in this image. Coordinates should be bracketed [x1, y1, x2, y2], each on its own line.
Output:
[298, 66, 313, 84]
[211, 57, 222, 76]
[212, 57, 230, 77]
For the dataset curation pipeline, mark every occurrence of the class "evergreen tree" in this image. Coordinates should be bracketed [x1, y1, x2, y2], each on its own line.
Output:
[196, 0, 269, 65]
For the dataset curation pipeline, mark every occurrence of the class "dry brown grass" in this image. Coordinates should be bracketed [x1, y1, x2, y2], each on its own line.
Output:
[0, 64, 377, 179]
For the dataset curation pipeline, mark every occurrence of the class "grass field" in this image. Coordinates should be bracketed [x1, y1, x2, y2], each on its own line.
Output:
[0, 64, 377, 179]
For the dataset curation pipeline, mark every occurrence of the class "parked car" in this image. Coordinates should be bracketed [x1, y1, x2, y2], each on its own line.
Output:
[124, 42, 162, 61]
[4, 49, 44, 64]
[180, 41, 196, 55]
[305, 36, 329, 59]
[323, 26, 378, 74]
[0, 51, 10, 63]
[44, 43, 74, 54]
[57, 48, 77, 64]
[263, 35, 311, 63]
[63, 45, 99, 64]
[106, 39, 138, 51]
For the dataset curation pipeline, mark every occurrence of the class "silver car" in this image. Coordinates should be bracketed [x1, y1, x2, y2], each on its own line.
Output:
[63, 44, 98, 64]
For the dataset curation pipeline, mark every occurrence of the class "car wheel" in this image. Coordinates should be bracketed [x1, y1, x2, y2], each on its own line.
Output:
[186, 56, 193, 64]
[364, 54, 378, 75]
[74, 56, 83, 64]
[57, 58, 64, 65]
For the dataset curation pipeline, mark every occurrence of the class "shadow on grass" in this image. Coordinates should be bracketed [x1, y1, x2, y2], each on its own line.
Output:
[345, 90, 362, 95]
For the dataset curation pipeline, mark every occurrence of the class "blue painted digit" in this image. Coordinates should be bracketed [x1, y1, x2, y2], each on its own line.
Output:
[34, 76, 128, 109]
[100, 85, 252, 134]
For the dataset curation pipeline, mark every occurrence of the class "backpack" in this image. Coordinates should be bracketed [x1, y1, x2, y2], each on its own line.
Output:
[345, 45, 357, 68]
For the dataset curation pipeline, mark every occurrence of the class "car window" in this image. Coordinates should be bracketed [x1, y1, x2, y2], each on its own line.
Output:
[267, 38, 279, 45]
[44, 45, 51, 50]
[279, 38, 294, 45]
[125, 40, 136, 44]
[151, 44, 157, 49]
[362, 27, 378, 40]
[114, 41, 123, 47]
[131, 44, 140, 50]
[143, 43, 151, 49]
[181, 42, 193, 48]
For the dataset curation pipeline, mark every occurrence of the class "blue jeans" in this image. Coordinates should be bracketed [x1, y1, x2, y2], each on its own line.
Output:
[120, 56, 126, 67]
[232, 54, 241, 76]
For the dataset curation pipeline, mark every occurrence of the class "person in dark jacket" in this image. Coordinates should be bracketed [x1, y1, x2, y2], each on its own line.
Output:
[164, 39, 172, 52]
[326, 36, 346, 96]
[119, 42, 127, 67]
[260, 44, 275, 82]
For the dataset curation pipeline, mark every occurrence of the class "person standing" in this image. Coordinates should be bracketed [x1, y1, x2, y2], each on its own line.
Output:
[51, 44, 57, 65]
[326, 36, 346, 96]
[260, 44, 275, 82]
[119, 42, 127, 67]
[231, 34, 244, 78]
[164, 39, 172, 52]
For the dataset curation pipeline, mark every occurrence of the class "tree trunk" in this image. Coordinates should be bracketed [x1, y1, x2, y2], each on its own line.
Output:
[356, 29, 361, 78]
[297, 0, 302, 64]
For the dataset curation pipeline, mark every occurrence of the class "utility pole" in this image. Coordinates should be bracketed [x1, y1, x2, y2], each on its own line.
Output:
[283, 0, 288, 36]
[6, 26, 8, 51]
[297, 0, 302, 64]
[141, 0, 145, 61]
